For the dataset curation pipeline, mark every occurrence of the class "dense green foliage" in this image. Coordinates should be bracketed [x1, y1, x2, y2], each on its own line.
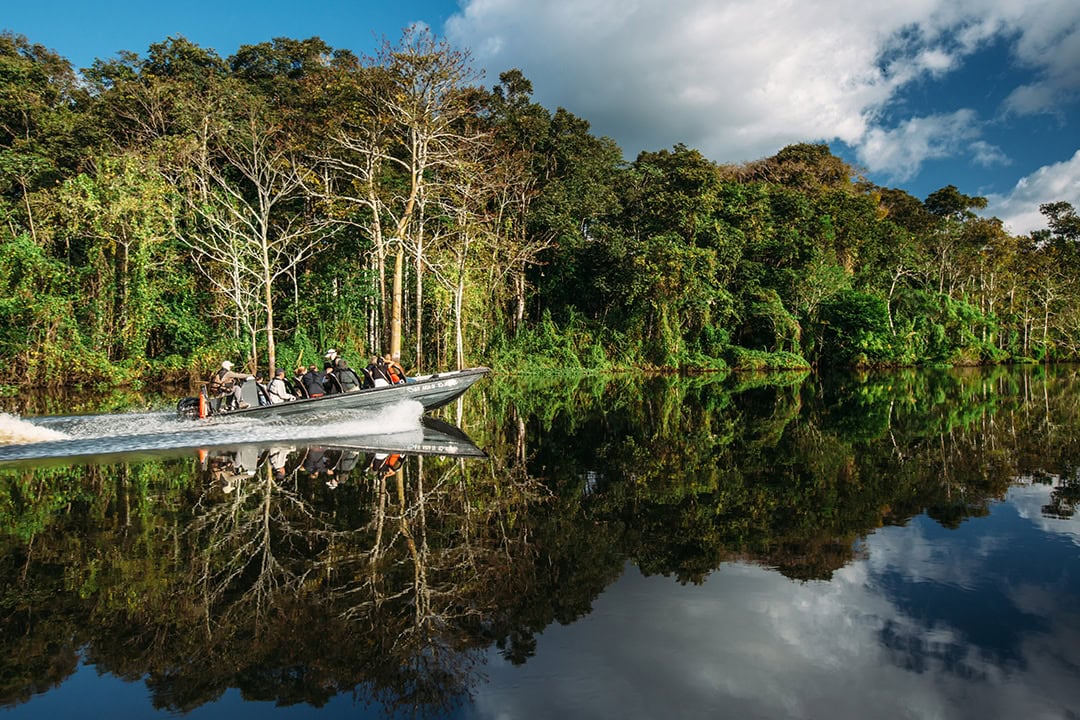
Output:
[1, 30, 1079, 386]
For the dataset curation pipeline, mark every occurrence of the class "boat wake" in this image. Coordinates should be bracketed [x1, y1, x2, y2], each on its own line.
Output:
[0, 413, 70, 444]
[0, 401, 427, 467]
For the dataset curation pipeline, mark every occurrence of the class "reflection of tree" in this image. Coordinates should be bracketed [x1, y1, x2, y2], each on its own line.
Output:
[504, 366, 1080, 584]
[5, 367, 1080, 711]
[191, 459, 323, 622]
[1042, 469, 1080, 519]
[0, 433, 551, 715]
[179, 442, 548, 715]
[0, 548, 80, 707]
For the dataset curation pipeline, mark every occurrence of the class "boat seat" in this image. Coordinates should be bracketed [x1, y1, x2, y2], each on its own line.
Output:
[239, 379, 260, 408]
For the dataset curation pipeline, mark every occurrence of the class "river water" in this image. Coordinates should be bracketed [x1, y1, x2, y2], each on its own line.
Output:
[1, 366, 1078, 719]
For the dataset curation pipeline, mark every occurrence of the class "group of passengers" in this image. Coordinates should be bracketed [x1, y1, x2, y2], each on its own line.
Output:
[209, 349, 408, 408]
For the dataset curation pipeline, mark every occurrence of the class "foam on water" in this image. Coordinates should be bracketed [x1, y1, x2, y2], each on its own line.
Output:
[0, 400, 426, 464]
[0, 413, 70, 444]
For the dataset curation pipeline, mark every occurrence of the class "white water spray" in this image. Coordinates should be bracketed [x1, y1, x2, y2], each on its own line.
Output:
[0, 413, 70, 444]
[0, 401, 428, 465]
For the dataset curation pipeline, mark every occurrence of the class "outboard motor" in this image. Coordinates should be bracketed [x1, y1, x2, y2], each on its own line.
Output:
[177, 396, 201, 419]
[177, 387, 212, 420]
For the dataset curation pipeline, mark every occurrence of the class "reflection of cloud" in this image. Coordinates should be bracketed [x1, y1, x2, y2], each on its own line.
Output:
[1008, 482, 1080, 545]
[473, 497, 1080, 719]
[864, 521, 999, 592]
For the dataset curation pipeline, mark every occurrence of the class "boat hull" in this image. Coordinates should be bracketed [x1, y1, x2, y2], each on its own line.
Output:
[179, 367, 489, 420]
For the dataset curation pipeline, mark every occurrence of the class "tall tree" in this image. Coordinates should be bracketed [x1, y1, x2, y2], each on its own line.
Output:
[0, 32, 87, 244]
[176, 80, 327, 374]
[326, 26, 481, 365]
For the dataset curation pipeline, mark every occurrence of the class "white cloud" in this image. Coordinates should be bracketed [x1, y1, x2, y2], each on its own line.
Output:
[970, 140, 1011, 168]
[856, 110, 981, 181]
[446, 0, 1080, 184]
[448, 0, 906, 162]
[1003, 0, 1080, 115]
[985, 149, 1080, 234]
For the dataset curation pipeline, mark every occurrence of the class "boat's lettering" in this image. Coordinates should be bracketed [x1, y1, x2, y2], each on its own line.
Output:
[407, 378, 459, 393]
[410, 443, 460, 453]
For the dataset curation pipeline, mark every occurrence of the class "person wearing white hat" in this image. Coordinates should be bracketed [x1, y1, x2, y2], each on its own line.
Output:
[210, 360, 250, 409]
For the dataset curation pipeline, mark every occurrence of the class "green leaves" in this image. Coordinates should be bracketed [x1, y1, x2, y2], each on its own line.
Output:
[817, 290, 893, 366]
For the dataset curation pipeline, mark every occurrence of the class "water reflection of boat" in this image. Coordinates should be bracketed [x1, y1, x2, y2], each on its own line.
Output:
[178, 367, 489, 420]
[203, 417, 486, 491]
[205, 416, 485, 462]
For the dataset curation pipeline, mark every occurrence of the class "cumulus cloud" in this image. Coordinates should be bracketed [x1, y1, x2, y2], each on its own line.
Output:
[856, 110, 981, 182]
[446, 0, 1080, 182]
[985, 149, 1080, 235]
[1002, 1, 1080, 115]
[970, 140, 1011, 168]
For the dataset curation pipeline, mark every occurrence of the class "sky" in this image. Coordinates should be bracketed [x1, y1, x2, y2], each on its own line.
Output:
[6, 0, 1080, 235]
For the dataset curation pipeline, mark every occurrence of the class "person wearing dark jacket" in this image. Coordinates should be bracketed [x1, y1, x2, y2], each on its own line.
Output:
[323, 348, 363, 392]
[302, 364, 325, 398]
[321, 363, 342, 395]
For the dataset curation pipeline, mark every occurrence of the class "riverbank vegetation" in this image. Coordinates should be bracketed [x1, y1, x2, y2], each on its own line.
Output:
[2, 29, 1079, 387]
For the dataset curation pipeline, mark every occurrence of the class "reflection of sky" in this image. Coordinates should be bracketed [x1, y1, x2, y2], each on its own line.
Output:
[471, 486, 1080, 720]
[8, 485, 1080, 719]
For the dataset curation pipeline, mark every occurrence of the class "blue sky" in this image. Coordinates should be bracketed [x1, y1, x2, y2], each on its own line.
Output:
[7, 0, 1080, 235]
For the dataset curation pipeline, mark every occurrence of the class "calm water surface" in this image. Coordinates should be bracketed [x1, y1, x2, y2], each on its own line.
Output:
[1, 367, 1078, 719]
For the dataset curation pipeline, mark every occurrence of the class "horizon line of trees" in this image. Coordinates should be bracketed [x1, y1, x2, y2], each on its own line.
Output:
[2, 28, 1079, 388]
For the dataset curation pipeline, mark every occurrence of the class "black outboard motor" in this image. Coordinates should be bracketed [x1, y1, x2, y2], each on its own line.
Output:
[177, 396, 201, 419]
[177, 386, 215, 420]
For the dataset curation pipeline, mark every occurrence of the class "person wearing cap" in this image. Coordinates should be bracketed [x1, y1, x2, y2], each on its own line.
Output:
[324, 348, 363, 392]
[209, 360, 250, 408]
[267, 368, 296, 403]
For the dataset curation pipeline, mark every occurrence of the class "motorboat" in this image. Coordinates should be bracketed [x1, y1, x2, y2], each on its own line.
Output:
[177, 367, 489, 420]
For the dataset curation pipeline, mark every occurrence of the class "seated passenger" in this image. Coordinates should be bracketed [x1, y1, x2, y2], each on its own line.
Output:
[322, 363, 343, 394]
[255, 373, 271, 406]
[302, 364, 325, 398]
[364, 356, 392, 387]
[383, 355, 407, 384]
[335, 360, 362, 392]
[267, 368, 296, 403]
[367, 355, 407, 385]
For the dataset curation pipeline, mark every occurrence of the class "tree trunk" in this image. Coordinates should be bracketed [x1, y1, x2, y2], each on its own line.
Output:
[390, 244, 404, 361]
[415, 222, 424, 371]
[514, 263, 526, 334]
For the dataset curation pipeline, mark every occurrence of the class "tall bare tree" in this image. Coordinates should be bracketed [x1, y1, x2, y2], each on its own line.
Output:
[323, 27, 480, 366]
[176, 82, 326, 373]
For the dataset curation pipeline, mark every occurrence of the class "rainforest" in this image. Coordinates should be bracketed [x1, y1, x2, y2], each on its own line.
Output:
[2, 28, 1079, 388]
